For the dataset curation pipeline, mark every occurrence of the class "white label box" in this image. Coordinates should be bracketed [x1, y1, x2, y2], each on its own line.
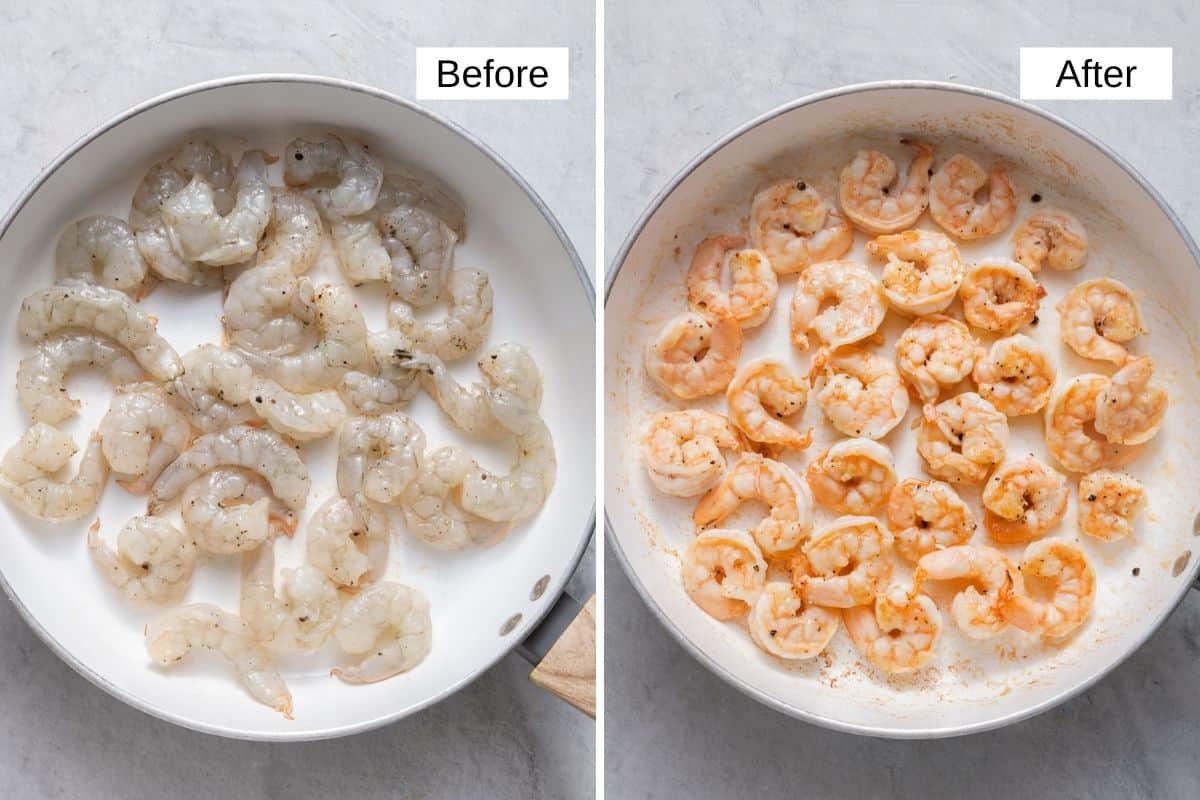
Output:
[1020, 47, 1172, 100]
[416, 47, 569, 100]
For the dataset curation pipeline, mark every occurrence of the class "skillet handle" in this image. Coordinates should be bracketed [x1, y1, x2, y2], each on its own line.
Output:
[1194, 573, 1200, 592]
[517, 591, 596, 718]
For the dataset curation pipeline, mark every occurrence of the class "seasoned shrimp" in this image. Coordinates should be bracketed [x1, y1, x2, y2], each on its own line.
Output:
[929, 154, 1017, 239]
[799, 516, 893, 608]
[724, 358, 810, 450]
[0, 425, 107, 521]
[161, 150, 271, 266]
[332, 582, 433, 684]
[1078, 470, 1147, 542]
[55, 215, 148, 293]
[681, 529, 766, 620]
[1045, 374, 1140, 473]
[748, 582, 839, 660]
[379, 204, 460, 307]
[789, 260, 885, 349]
[972, 334, 1056, 416]
[88, 516, 196, 604]
[241, 542, 339, 653]
[645, 312, 742, 400]
[250, 377, 347, 442]
[165, 345, 257, 433]
[749, 179, 853, 274]
[917, 392, 1008, 484]
[886, 478, 977, 562]
[17, 332, 145, 424]
[838, 140, 934, 235]
[460, 396, 556, 523]
[19, 278, 183, 381]
[387, 268, 493, 361]
[805, 438, 897, 515]
[1012, 209, 1087, 272]
[99, 386, 193, 493]
[145, 603, 292, 718]
[959, 259, 1045, 335]
[338, 328, 423, 415]
[895, 315, 976, 404]
[809, 346, 909, 439]
[1057, 278, 1145, 364]
[1001, 539, 1095, 638]
[284, 134, 383, 219]
[866, 229, 965, 315]
[306, 496, 386, 587]
[843, 585, 942, 674]
[641, 410, 746, 497]
[693, 453, 813, 557]
[181, 468, 296, 554]
[337, 413, 425, 505]
[982, 456, 1069, 544]
[1094, 356, 1167, 445]
[686, 235, 778, 328]
[400, 445, 502, 550]
[914, 545, 1017, 639]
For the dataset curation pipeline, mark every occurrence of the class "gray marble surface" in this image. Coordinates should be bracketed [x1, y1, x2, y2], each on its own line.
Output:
[605, 2, 1200, 798]
[0, 2, 594, 799]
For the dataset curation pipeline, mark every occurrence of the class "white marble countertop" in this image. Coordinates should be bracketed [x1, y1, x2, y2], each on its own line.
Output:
[0, 2, 594, 799]
[605, 1, 1200, 797]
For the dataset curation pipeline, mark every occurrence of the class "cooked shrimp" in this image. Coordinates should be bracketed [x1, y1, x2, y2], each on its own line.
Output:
[284, 134, 383, 219]
[809, 346, 910, 439]
[866, 229, 965, 315]
[145, 603, 292, 718]
[789, 260, 885, 349]
[337, 413, 425, 505]
[306, 496, 384, 587]
[686, 235, 778, 328]
[181, 468, 296, 554]
[1001, 539, 1095, 638]
[460, 396, 556, 523]
[982, 456, 1069, 544]
[1057, 278, 1145, 364]
[843, 585, 942, 674]
[917, 392, 1008, 484]
[959, 259, 1045, 335]
[332, 582, 433, 684]
[895, 315, 976, 404]
[249, 377, 347, 442]
[748, 582, 839, 660]
[19, 278, 183, 381]
[681, 529, 767, 620]
[724, 358, 810, 450]
[1012, 209, 1087, 272]
[17, 332, 145, 424]
[161, 150, 271, 266]
[1078, 470, 1147, 542]
[0, 425, 108, 521]
[641, 410, 746, 497]
[1093, 356, 1167, 445]
[387, 268, 492, 363]
[99, 386, 193, 493]
[1045, 374, 1141, 473]
[88, 516, 196, 604]
[693, 453, 812, 557]
[749, 179, 853, 274]
[929, 154, 1017, 239]
[240, 542, 339, 653]
[799, 516, 893, 608]
[972, 334, 1056, 416]
[838, 140, 934, 235]
[914, 545, 1017, 639]
[55, 215, 149, 293]
[805, 438, 897, 515]
[645, 312, 742, 400]
[886, 478, 977, 562]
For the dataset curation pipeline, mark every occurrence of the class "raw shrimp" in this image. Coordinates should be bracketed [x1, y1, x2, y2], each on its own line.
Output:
[693, 453, 813, 557]
[19, 278, 183, 381]
[0, 424, 108, 521]
[1001, 539, 1095, 638]
[640, 410, 746, 497]
[886, 478, 977, 562]
[338, 328, 423, 415]
[145, 603, 292, 718]
[1012, 209, 1087, 272]
[17, 332, 145, 424]
[843, 585, 942, 674]
[181, 468, 296, 554]
[748, 582, 839, 660]
[337, 413, 425, 505]
[161, 150, 271, 266]
[241, 542, 339, 653]
[805, 438, 897, 515]
[1093, 356, 1167, 445]
[55, 215, 148, 292]
[972, 334, 1056, 416]
[249, 377, 347, 442]
[99, 386, 193, 493]
[306, 496, 387, 587]
[866, 229, 965, 315]
[788, 260, 885, 349]
[387, 268, 493, 361]
[959, 259, 1045, 335]
[809, 346, 909, 439]
[914, 545, 1017, 639]
[799, 516, 893, 608]
[165, 345, 257, 433]
[686, 235, 778, 328]
[400, 445, 502, 550]
[645, 312, 742, 400]
[332, 582, 433, 684]
[1057, 278, 1145, 364]
[681, 529, 766, 620]
[460, 396, 556, 523]
[1045, 374, 1140, 473]
[149, 425, 310, 513]
[749, 179, 853, 274]
[380, 197, 461, 307]
[894, 315, 976, 404]
[917, 392, 1008, 484]
[330, 216, 390, 284]
[284, 134, 383, 219]
[1078, 470, 1147, 542]
[724, 358, 810, 450]
[929, 154, 1017, 239]
[88, 516, 196, 604]
[982, 456, 1069, 545]
[838, 140, 934, 235]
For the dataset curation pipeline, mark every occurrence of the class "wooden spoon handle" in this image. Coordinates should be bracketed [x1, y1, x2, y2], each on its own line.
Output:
[528, 594, 596, 717]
